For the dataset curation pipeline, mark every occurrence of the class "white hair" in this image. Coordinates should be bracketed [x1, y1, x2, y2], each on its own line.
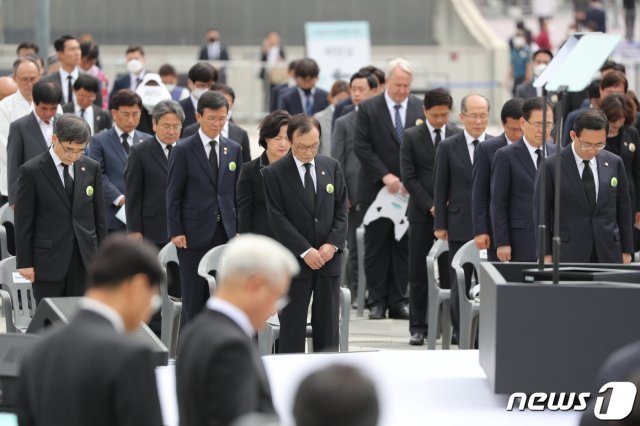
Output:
[217, 234, 300, 284]
[385, 58, 414, 80]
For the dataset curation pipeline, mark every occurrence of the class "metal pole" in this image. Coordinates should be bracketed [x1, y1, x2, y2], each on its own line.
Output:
[552, 87, 568, 284]
[34, 0, 50, 60]
[537, 89, 548, 270]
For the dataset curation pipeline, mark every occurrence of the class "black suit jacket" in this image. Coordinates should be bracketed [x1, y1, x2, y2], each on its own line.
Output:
[490, 139, 555, 261]
[176, 308, 275, 426]
[237, 152, 274, 238]
[401, 122, 462, 222]
[262, 153, 348, 278]
[606, 126, 640, 212]
[108, 73, 146, 109]
[277, 87, 329, 116]
[182, 121, 252, 163]
[514, 81, 537, 99]
[179, 97, 197, 129]
[198, 44, 230, 61]
[534, 146, 633, 262]
[42, 71, 102, 107]
[331, 110, 360, 200]
[124, 137, 170, 245]
[434, 131, 492, 241]
[354, 93, 425, 205]
[61, 102, 112, 134]
[17, 309, 163, 426]
[7, 112, 54, 204]
[15, 152, 106, 281]
[331, 96, 353, 126]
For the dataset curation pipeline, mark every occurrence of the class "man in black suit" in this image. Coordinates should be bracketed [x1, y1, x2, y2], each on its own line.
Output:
[491, 97, 556, 263]
[125, 100, 183, 248]
[269, 60, 297, 112]
[400, 88, 462, 345]
[535, 109, 633, 263]
[42, 35, 102, 108]
[434, 94, 491, 337]
[87, 89, 151, 234]
[177, 234, 298, 425]
[181, 83, 252, 163]
[17, 236, 164, 426]
[331, 71, 378, 299]
[198, 28, 229, 83]
[277, 58, 329, 116]
[167, 91, 243, 327]
[514, 49, 553, 99]
[179, 62, 218, 129]
[354, 58, 425, 320]
[62, 74, 111, 135]
[15, 114, 107, 302]
[7, 80, 62, 206]
[262, 114, 348, 352]
[109, 45, 147, 109]
[472, 98, 524, 261]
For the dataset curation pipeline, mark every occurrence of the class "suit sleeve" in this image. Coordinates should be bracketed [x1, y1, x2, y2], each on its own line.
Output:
[262, 166, 312, 255]
[325, 161, 349, 251]
[354, 103, 391, 185]
[114, 347, 164, 426]
[166, 145, 187, 238]
[490, 149, 512, 247]
[236, 163, 254, 234]
[472, 143, 491, 236]
[87, 136, 122, 206]
[241, 131, 251, 163]
[331, 119, 349, 196]
[93, 163, 107, 243]
[400, 132, 432, 214]
[616, 159, 634, 254]
[533, 158, 553, 256]
[124, 145, 144, 234]
[433, 143, 451, 231]
[7, 121, 24, 204]
[629, 128, 640, 212]
[15, 164, 35, 268]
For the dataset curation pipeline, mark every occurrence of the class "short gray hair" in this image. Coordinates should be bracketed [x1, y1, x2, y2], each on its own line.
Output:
[152, 99, 185, 123]
[217, 234, 300, 284]
[385, 58, 414, 80]
[54, 113, 91, 144]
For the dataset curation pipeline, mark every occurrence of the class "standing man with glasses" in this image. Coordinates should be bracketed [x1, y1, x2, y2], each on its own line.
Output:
[490, 97, 556, 263]
[15, 114, 106, 303]
[167, 91, 242, 328]
[62, 74, 111, 135]
[262, 114, 348, 353]
[535, 109, 633, 263]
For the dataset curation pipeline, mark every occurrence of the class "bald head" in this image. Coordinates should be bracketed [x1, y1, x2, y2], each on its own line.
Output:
[0, 77, 17, 100]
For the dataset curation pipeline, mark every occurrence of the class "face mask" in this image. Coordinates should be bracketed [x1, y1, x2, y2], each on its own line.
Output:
[136, 85, 171, 112]
[208, 38, 218, 43]
[165, 83, 176, 92]
[513, 36, 526, 49]
[533, 63, 547, 78]
[126, 59, 144, 75]
[192, 87, 207, 100]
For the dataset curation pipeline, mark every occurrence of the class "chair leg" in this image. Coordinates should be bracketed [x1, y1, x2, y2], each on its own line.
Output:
[426, 297, 439, 350]
[339, 287, 351, 352]
[169, 309, 181, 358]
[441, 301, 452, 350]
[356, 227, 366, 317]
[160, 307, 171, 349]
[257, 324, 276, 355]
[459, 307, 472, 350]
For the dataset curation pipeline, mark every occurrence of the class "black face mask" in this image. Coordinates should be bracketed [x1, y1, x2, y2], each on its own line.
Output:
[208, 38, 218, 43]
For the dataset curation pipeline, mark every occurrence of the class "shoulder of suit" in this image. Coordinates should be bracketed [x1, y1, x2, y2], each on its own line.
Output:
[229, 121, 248, 135]
[78, 155, 100, 169]
[14, 112, 34, 126]
[220, 135, 242, 150]
[439, 130, 464, 146]
[90, 127, 114, 144]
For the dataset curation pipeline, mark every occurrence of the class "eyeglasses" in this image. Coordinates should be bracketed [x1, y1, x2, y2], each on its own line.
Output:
[117, 111, 141, 120]
[57, 142, 86, 156]
[526, 119, 555, 131]
[293, 143, 319, 152]
[158, 124, 182, 131]
[462, 112, 489, 121]
[75, 93, 96, 101]
[203, 116, 227, 124]
[16, 76, 38, 84]
[575, 137, 606, 151]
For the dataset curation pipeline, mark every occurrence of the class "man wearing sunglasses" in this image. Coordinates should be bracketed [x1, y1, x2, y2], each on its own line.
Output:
[534, 109, 633, 264]
[15, 113, 107, 302]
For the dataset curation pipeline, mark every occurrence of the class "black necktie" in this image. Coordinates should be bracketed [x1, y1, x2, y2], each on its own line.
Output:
[209, 141, 218, 180]
[582, 160, 596, 211]
[166, 144, 173, 160]
[62, 164, 73, 201]
[66, 75, 73, 104]
[303, 163, 315, 209]
[121, 133, 130, 154]
[136, 77, 142, 88]
[303, 89, 313, 115]
[472, 140, 479, 164]
[433, 128, 442, 147]
[535, 148, 542, 169]
[80, 109, 86, 119]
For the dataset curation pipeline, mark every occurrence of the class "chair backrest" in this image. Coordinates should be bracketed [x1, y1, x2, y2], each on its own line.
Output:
[197, 244, 228, 293]
[427, 239, 449, 290]
[0, 289, 16, 333]
[451, 240, 481, 306]
[158, 243, 179, 302]
[0, 256, 36, 331]
[0, 204, 15, 258]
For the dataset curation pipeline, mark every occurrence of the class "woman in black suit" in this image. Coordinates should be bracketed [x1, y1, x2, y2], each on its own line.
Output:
[237, 110, 291, 237]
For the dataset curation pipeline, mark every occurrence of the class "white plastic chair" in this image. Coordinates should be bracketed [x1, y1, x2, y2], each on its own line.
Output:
[0, 256, 36, 332]
[158, 243, 182, 358]
[451, 240, 481, 350]
[197, 245, 228, 293]
[426, 240, 453, 350]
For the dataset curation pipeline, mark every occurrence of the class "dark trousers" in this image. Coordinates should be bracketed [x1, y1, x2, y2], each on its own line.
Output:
[33, 239, 87, 304]
[364, 216, 409, 313]
[448, 239, 474, 335]
[408, 219, 450, 335]
[178, 225, 228, 328]
[346, 204, 365, 297]
[278, 272, 340, 353]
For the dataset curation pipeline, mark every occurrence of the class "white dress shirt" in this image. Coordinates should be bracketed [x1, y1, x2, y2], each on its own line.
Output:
[464, 130, 486, 164]
[384, 91, 408, 129]
[75, 103, 94, 135]
[129, 71, 146, 91]
[49, 146, 74, 185]
[0, 91, 33, 194]
[426, 120, 447, 145]
[199, 129, 220, 165]
[37, 115, 54, 147]
[572, 142, 599, 201]
[59, 67, 80, 104]
[156, 137, 175, 159]
[293, 156, 317, 191]
[79, 297, 125, 334]
[207, 297, 254, 337]
[523, 136, 543, 169]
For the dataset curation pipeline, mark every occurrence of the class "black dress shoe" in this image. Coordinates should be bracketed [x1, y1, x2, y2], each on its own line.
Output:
[369, 306, 386, 320]
[389, 306, 410, 320]
[409, 332, 425, 346]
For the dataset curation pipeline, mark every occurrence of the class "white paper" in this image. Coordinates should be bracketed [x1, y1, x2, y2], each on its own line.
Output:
[116, 206, 126, 225]
[12, 272, 30, 284]
[362, 186, 409, 240]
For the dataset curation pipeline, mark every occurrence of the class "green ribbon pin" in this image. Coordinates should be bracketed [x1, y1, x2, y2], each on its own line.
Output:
[229, 161, 237, 172]
[611, 177, 618, 188]
[86, 185, 94, 196]
[326, 183, 334, 194]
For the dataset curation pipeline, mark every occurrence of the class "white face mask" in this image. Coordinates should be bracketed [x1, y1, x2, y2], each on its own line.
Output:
[126, 59, 144, 75]
[533, 63, 547, 78]
[165, 83, 176, 92]
[192, 87, 207, 100]
[136, 85, 171, 112]
[513, 36, 526, 49]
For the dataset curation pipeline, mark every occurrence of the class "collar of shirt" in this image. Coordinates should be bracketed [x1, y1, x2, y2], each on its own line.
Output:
[506, 135, 518, 144]
[115, 126, 132, 142]
[297, 86, 316, 98]
[571, 142, 596, 169]
[425, 120, 445, 141]
[293, 155, 315, 170]
[523, 136, 541, 155]
[207, 297, 254, 337]
[384, 91, 409, 117]
[49, 147, 74, 180]
[36, 114, 53, 127]
[79, 297, 125, 334]
[464, 129, 485, 145]
[199, 128, 219, 148]
[15, 90, 32, 111]
[129, 71, 146, 86]
[60, 67, 79, 82]
[156, 137, 175, 155]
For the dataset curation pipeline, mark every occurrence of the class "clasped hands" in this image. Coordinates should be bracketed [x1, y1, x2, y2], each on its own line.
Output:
[303, 244, 336, 270]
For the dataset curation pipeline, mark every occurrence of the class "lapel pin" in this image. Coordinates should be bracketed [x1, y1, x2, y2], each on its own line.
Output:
[624, 141, 628, 146]
[321, 170, 325, 176]
[80, 166, 85, 172]
[326, 183, 334, 194]
[223, 146, 228, 155]
[228, 161, 237, 172]
[605, 161, 609, 167]
[630, 143, 636, 152]
[611, 177, 618, 187]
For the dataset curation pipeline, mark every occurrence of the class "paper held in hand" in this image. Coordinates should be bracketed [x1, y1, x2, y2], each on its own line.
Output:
[362, 186, 409, 241]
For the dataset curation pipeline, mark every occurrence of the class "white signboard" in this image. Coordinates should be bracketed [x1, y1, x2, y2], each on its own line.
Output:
[304, 21, 371, 91]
